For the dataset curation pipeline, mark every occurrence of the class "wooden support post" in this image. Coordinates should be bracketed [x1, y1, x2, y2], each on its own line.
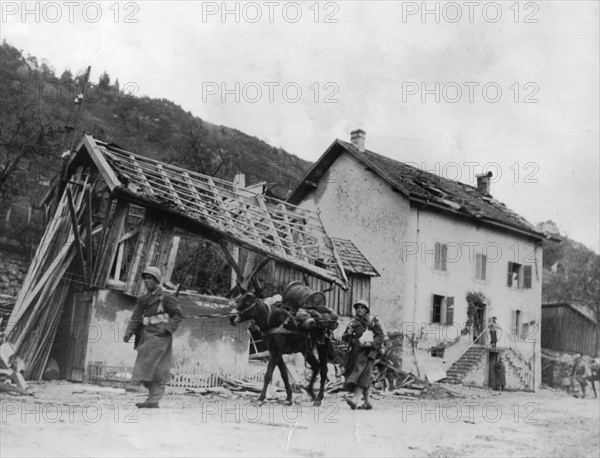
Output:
[66, 187, 88, 283]
[164, 236, 180, 284]
[85, 186, 94, 285]
[219, 241, 244, 284]
[93, 194, 113, 280]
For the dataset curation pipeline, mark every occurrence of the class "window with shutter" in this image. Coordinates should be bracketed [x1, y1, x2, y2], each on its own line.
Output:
[434, 243, 447, 271]
[445, 297, 454, 325]
[432, 295, 443, 323]
[523, 265, 532, 289]
[507, 262, 522, 288]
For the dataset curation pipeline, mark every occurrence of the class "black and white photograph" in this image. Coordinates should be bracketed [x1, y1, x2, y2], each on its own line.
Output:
[0, 1, 598, 456]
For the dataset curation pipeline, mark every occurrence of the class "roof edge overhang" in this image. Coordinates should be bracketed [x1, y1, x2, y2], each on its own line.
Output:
[287, 139, 346, 205]
[409, 196, 546, 242]
[542, 302, 598, 325]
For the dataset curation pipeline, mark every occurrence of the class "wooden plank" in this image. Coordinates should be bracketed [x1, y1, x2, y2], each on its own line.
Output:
[81, 135, 121, 191]
[164, 236, 180, 284]
[182, 172, 210, 218]
[85, 186, 94, 285]
[157, 163, 185, 210]
[256, 195, 284, 255]
[93, 200, 130, 287]
[219, 241, 244, 284]
[113, 243, 125, 281]
[129, 154, 154, 196]
[124, 215, 159, 296]
[116, 226, 141, 244]
[67, 187, 88, 283]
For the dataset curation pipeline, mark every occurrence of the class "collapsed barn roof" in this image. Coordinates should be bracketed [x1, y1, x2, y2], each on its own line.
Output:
[76, 135, 349, 286]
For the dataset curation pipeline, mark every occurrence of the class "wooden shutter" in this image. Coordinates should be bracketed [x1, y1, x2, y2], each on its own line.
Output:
[430, 294, 436, 323]
[507, 262, 513, 287]
[445, 297, 454, 325]
[511, 309, 518, 335]
[523, 265, 532, 289]
[481, 255, 487, 280]
[441, 244, 447, 271]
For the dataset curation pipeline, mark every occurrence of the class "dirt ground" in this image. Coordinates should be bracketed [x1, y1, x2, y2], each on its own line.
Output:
[1, 381, 599, 457]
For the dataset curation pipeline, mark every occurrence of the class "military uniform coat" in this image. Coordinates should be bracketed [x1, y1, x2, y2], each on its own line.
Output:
[125, 287, 183, 385]
[342, 315, 385, 390]
[494, 360, 506, 388]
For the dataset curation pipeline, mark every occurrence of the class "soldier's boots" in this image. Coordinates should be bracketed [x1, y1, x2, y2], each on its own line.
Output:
[136, 383, 164, 409]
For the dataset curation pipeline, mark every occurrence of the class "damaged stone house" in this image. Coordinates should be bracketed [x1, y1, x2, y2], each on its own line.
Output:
[5, 135, 358, 386]
[287, 130, 550, 391]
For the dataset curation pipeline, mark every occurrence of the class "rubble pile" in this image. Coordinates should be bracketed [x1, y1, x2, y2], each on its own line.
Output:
[0, 342, 32, 396]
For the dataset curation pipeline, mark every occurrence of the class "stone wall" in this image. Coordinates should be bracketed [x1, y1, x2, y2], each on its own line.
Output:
[0, 250, 30, 297]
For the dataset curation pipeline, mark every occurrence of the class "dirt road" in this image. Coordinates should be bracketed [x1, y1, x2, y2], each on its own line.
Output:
[1, 382, 598, 457]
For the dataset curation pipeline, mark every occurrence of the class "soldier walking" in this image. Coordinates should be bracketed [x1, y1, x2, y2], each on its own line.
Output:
[342, 300, 384, 410]
[571, 354, 591, 399]
[123, 266, 183, 408]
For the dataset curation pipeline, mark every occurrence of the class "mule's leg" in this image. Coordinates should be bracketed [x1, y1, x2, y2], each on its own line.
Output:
[590, 379, 597, 398]
[276, 358, 294, 406]
[259, 355, 279, 404]
[314, 344, 329, 406]
[304, 350, 320, 401]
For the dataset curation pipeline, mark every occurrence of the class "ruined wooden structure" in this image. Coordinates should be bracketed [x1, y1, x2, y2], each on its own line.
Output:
[7, 135, 350, 380]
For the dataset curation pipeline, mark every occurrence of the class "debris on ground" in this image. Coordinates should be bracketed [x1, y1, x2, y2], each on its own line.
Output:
[0, 342, 31, 396]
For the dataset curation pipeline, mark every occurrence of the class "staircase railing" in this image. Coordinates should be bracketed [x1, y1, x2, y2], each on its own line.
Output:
[451, 325, 489, 366]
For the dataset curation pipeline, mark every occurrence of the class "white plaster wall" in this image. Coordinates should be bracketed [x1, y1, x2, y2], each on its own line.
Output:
[402, 207, 542, 389]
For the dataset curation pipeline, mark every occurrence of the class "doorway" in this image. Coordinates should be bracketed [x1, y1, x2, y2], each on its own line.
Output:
[473, 302, 487, 344]
[488, 351, 499, 388]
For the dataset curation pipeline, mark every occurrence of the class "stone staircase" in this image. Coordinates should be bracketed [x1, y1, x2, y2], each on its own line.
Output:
[503, 347, 533, 389]
[446, 345, 487, 384]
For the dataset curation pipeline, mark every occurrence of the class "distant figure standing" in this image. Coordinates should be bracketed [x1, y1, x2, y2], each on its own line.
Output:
[494, 357, 506, 391]
[488, 317, 500, 348]
[342, 300, 384, 410]
[123, 266, 183, 408]
[571, 354, 592, 398]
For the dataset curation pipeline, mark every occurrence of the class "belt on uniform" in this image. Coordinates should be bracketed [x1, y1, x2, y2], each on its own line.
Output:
[143, 313, 170, 326]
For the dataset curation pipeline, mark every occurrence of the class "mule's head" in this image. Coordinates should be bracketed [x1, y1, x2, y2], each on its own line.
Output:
[229, 292, 259, 325]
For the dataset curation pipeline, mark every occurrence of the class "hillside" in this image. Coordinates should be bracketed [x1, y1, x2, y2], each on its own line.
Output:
[537, 221, 599, 339]
[0, 41, 310, 253]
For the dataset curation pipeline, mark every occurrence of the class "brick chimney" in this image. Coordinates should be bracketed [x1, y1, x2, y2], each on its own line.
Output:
[350, 129, 366, 152]
[476, 171, 492, 195]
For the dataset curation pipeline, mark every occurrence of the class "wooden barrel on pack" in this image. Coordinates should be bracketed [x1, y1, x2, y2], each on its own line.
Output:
[282, 281, 326, 309]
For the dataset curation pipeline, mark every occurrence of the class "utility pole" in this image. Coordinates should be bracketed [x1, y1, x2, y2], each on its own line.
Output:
[49, 65, 92, 218]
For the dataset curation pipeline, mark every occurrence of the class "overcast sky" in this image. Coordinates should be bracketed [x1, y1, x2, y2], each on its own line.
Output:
[2, 1, 599, 252]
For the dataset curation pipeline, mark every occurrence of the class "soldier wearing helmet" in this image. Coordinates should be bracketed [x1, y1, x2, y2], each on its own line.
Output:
[123, 266, 183, 408]
[342, 299, 384, 410]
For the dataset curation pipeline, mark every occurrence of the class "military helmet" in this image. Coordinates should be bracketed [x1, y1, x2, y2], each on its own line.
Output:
[353, 299, 370, 313]
[142, 266, 162, 283]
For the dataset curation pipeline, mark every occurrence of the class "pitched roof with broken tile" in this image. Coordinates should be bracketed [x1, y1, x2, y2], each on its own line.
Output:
[288, 139, 546, 240]
[331, 238, 379, 276]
